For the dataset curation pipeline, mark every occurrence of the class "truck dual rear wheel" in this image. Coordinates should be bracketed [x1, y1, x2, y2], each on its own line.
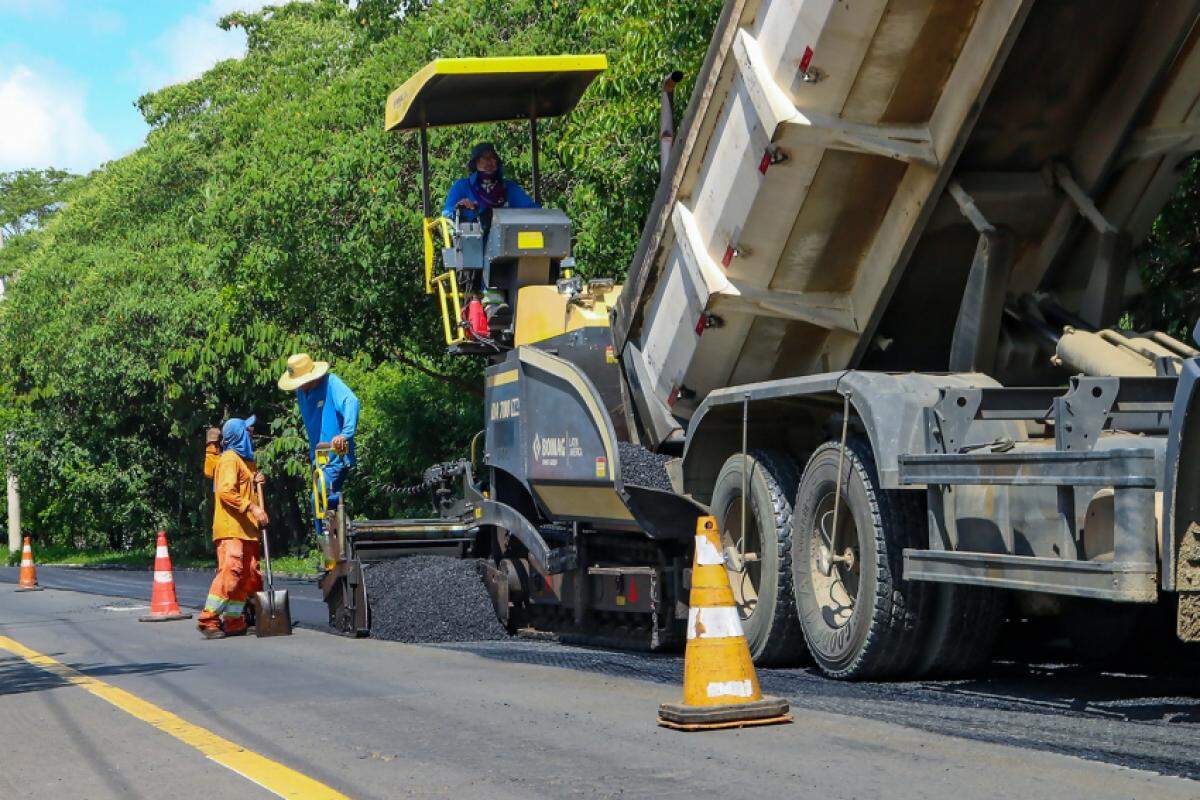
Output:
[711, 449, 807, 665]
[792, 438, 932, 679]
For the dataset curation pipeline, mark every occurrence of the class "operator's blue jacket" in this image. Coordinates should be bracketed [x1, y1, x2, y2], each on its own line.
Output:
[441, 172, 538, 222]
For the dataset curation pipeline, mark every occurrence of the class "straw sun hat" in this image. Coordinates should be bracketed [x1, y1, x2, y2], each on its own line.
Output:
[278, 353, 330, 391]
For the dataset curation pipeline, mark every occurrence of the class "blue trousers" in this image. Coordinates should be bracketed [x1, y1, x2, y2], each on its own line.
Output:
[320, 460, 349, 508]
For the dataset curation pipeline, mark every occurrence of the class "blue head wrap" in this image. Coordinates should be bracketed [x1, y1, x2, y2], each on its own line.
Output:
[221, 415, 256, 461]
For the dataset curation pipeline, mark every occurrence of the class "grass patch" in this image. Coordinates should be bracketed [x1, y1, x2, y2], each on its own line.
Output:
[270, 549, 324, 576]
[5, 544, 152, 568]
[6, 543, 214, 569]
[6, 543, 322, 574]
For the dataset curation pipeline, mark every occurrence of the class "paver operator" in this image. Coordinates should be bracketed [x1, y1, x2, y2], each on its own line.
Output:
[198, 415, 267, 640]
[278, 353, 360, 509]
[442, 142, 538, 227]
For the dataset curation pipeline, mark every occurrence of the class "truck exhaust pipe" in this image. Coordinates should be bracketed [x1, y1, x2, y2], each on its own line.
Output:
[660, 70, 684, 180]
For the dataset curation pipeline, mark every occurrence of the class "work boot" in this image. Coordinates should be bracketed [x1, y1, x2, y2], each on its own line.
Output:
[200, 628, 226, 640]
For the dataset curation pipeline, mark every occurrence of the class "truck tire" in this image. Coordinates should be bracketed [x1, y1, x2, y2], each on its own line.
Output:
[792, 437, 932, 679]
[916, 584, 1005, 677]
[710, 449, 807, 665]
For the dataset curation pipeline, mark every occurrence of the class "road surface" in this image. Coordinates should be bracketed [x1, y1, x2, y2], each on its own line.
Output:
[0, 568, 1198, 799]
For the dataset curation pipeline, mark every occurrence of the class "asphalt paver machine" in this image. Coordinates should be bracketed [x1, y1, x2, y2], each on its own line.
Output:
[322, 55, 707, 648]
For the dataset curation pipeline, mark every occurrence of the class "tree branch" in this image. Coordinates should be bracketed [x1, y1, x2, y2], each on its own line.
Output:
[391, 350, 484, 398]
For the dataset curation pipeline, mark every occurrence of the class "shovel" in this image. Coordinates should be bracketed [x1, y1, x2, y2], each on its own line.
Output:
[253, 483, 292, 637]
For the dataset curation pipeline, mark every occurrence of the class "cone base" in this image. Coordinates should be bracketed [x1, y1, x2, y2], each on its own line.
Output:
[15, 585, 44, 592]
[138, 611, 193, 622]
[658, 696, 791, 731]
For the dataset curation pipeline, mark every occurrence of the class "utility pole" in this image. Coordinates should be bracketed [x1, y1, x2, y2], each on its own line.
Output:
[0, 231, 16, 555]
[7, 463, 19, 555]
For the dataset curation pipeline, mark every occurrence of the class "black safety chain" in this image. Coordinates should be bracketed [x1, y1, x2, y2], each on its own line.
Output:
[365, 461, 467, 497]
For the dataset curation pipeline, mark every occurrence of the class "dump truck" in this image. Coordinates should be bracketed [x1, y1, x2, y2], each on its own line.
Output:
[323, 0, 1200, 679]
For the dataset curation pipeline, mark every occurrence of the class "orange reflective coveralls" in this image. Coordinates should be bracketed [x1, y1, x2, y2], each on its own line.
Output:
[198, 449, 264, 633]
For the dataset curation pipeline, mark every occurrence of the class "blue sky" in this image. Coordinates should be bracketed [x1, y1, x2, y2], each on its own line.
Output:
[0, 0, 271, 174]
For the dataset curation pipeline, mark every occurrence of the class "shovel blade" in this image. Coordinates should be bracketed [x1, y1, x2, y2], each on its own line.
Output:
[253, 590, 292, 637]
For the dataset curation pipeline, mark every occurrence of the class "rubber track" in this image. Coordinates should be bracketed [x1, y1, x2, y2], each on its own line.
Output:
[800, 438, 933, 680]
[743, 449, 807, 666]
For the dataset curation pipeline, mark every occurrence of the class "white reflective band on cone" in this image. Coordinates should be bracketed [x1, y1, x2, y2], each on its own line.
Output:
[20, 559, 32, 567]
[154, 571, 173, 584]
[707, 679, 753, 699]
[156, 546, 169, 558]
[687, 605, 744, 640]
[694, 535, 724, 566]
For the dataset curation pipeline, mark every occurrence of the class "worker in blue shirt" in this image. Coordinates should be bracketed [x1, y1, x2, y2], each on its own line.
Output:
[277, 353, 360, 508]
[442, 142, 538, 226]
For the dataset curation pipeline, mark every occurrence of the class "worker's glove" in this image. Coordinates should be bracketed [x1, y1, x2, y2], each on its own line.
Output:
[205, 427, 221, 446]
[455, 198, 478, 211]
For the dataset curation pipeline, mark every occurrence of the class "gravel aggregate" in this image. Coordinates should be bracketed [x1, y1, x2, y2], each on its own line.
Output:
[364, 556, 509, 643]
[618, 441, 673, 491]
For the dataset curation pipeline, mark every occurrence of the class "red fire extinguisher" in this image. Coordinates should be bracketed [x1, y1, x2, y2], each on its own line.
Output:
[464, 298, 490, 340]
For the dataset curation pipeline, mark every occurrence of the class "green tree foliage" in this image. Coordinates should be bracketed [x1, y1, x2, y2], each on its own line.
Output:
[0, 0, 721, 555]
[0, 168, 81, 239]
[1133, 156, 1200, 341]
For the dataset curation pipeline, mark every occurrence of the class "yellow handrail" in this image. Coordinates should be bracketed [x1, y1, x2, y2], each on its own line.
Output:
[422, 216, 453, 295]
[311, 444, 332, 521]
[433, 270, 466, 345]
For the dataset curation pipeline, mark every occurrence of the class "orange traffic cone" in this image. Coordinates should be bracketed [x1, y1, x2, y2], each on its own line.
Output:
[15, 537, 43, 592]
[658, 516, 791, 731]
[139, 531, 192, 622]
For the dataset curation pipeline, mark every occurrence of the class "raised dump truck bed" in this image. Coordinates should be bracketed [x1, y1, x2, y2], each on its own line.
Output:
[615, 0, 1200, 443]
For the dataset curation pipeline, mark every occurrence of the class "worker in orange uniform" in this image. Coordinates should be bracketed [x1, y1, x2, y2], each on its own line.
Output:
[198, 415, 268, 640]
[203, 425, 221, 479]
[202, 422, 262, 628]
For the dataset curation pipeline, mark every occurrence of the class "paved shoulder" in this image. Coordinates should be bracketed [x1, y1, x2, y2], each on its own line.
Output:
[1, 586, 1197, 800]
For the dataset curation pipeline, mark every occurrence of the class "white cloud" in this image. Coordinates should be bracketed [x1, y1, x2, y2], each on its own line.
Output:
[133, 0, 273, 92]
[0, 65, 114, 173]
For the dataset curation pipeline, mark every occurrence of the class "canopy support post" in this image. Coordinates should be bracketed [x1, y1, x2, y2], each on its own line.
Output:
[419, 124, 431, 218]
[530, 114, 541, 206]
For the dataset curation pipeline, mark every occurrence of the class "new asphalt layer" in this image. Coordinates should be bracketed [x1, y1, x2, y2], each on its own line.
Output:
[3, 564, 1200, 797]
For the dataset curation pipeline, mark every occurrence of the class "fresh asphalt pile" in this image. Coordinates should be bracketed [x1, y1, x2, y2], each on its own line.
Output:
[364, 556, 509, 643]
[618, 442, 673, 491]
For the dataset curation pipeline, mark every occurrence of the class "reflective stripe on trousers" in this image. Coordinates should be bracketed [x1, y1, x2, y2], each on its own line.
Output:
[198, 538, 261, 633]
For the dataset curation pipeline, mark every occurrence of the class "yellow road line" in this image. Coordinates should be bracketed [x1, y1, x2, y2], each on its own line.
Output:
[0, 635, 350, 800]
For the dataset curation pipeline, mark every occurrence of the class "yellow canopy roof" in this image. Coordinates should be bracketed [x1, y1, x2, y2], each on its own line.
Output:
[385, 54, 608, 131]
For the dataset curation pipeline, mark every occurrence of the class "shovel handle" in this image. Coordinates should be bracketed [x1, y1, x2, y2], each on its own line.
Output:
[256, 481, 274, 591]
